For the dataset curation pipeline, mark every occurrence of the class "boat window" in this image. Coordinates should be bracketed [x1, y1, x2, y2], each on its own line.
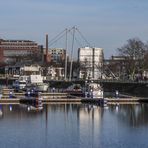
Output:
[19, 82, 26, 84]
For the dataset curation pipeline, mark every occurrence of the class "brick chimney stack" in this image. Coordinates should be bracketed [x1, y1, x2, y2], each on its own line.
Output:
[46, 34, 48, 63]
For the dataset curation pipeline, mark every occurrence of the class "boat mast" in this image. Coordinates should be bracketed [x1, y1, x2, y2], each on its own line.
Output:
[64, 28, 68, 81]
[69, 26, 75, 81]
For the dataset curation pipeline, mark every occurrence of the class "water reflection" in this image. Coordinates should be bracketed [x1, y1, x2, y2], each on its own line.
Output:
[108, 103, 148, 127]
[0, 103, 148, 148]
[9, 105, 13, 111]
[0, 104, 3, 117]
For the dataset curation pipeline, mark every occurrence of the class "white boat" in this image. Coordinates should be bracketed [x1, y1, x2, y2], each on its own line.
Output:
[85, 82, 104, 99]
[36, 83, 49, 92]
[27, 75, 49, 92]
[12, 75, 29, 90]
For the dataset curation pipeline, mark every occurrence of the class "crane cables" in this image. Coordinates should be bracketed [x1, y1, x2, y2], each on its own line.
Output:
[48, 26, 92, 48]
[75, 27, 92, 48]
[48, 29, 67, 47]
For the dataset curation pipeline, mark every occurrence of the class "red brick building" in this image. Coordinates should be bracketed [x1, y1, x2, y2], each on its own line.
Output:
[44, 48, 66, 64]
[0, 39, 43, 66]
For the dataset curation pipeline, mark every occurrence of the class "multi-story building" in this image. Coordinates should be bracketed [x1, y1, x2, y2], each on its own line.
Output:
[78, 47, 104, 80]
[48, 48, 66, 64]
[0, 39, 43, 66]
[5, 64, 42, 77]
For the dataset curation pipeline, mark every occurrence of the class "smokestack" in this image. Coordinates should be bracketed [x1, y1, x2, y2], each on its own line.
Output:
[46, 34, 48, 63]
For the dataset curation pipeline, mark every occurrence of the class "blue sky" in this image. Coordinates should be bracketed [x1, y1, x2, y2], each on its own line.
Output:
[0, 0, 148, 58]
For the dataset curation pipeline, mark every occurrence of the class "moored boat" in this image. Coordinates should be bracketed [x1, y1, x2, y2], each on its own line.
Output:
[85, 82, 104, 99]
[12, 75, 29, 90]
[64, 84, 83, 96]
[25, 74, 49, 92]
[35, 83, 49, 92]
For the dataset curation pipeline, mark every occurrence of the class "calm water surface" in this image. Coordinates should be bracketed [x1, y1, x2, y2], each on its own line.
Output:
[0, 103, 148, 148]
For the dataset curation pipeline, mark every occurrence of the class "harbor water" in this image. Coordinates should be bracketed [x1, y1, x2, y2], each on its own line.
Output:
[0, 103, 148, 148]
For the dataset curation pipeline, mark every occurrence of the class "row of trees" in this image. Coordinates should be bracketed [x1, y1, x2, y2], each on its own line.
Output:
[111, 38, 148, 80]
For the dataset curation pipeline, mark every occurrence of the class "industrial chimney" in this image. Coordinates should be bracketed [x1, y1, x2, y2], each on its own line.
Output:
[46, 34, 48, 63]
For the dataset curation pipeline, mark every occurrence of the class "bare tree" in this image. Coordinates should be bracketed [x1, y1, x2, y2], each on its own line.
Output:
[118, 38, 146, 59]
[117, 38, 147, 80]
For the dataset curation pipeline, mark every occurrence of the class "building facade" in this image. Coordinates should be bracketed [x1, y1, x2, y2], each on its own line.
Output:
[46, 66, 64, 80]
[78, 47, 104, 80]
[5, 64, 42, 77]
[0, 39, 42, 66]
[48, 48, 66, 64]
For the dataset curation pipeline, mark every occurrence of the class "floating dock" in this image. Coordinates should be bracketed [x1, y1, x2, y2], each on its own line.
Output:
[0, 97, 147, 104]
[0, 88, 148, 104]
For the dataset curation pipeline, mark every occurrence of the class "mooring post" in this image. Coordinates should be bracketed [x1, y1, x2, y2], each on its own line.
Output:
[52, 87, 55, 99]
[9, 91, 13, 99]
